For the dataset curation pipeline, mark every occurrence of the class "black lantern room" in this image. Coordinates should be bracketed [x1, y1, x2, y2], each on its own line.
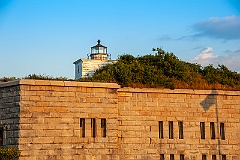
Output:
[90, 39, 108, 60]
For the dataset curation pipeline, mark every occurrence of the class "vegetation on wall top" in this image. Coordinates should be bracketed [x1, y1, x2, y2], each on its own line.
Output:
[80, 48, 240, 90]
[0, 74, 69, 82]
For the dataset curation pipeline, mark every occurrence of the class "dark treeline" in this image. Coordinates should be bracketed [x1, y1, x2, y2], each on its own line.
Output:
[0, 74, 69, 82]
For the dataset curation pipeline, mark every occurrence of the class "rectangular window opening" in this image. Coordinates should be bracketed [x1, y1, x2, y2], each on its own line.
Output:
[178, 121, 184, 139]
[202, 154, 206, 160]
[210, 122, 215, 139]
[212, 155, 216, 160]
[159, 121, 163, 139]
[101, 118, 106, 137]
[91, 118, 96, 137]
[0, 129, 3, 146]
[200, 122, 205, 139]
[170, 154, 174, 160]
[160, 154, 164, 160]
[169, 121, 173, 139]
[180, 154, 184, 160]
[80, 118, 85, 137]
[220, 123, 225, 140]
[222, 155, 226, 160]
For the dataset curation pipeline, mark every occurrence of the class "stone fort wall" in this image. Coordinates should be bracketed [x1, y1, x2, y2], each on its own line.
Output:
[118, 88, 240, 160]
[0, 80, 239, 160]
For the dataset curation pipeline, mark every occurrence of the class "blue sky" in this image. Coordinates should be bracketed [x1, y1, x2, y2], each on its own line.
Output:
[0, 0, 240, 79]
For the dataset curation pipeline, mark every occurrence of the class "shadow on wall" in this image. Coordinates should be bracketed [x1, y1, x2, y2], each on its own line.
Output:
[200, 90, 217, 111]
[200, 90, 223, 156]
[0, 86, 20, 148]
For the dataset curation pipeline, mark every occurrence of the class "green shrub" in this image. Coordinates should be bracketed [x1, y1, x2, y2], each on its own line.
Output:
[24, 74, 69, 81]
[86, 48, 240, 90]
[0, 74, 70, 82]
[0, 77, 18, 82]
[0, 147, 20, 160]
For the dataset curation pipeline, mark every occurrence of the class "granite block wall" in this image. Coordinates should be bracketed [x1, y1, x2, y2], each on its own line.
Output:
[1, 80, 120, 160]
[0, 81, 20, 148]
[118, 88, 240, 160]
[0, 80, 239, 160]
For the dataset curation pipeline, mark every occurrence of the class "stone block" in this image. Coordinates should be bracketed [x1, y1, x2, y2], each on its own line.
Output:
[19, 79, 36, 85]
[19, 130, 36, 138]
[44, 117, 61, 123]
[118, 92, 132, 97]
[86, 97, 101, 103]
[61, 129, 73, 136]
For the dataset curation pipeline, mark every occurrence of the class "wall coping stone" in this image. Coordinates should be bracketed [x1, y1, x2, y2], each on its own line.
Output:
[119, 87, 240, 96]
[1, 80, 240, 95]
[0, 79, 120, 89]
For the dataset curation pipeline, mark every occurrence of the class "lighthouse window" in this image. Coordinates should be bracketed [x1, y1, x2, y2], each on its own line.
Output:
[99, 47, 103, 52]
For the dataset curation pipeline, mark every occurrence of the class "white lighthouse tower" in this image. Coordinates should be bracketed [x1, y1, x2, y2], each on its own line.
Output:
[73, 40, 116, 79]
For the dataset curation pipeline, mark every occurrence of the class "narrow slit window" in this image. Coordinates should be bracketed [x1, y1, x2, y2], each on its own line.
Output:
[222, 155, 226, 160]
[178, 121, 184, 139]
[0, 129, 3, 146]
[200, 122, 205, 139]
[210, 122, 215, 139]
[160, 154, 164, 160]
[220, 123, 225, 140]
[180, 154, 184, 160]
[91, 118, 96, 137]
[212, 155, 216, 160]
[170, 154, 174, 160]
[159, 121, 163, 139]
[202, 154, 206, 160]
[80, 118, 85, 137]
[101, 118, 106, 137]
[169, 121, 173, 139]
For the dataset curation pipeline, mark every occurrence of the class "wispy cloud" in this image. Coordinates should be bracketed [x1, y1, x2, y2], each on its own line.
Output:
[158, 35, 172, 41]
[193, 16, 240, 40]
[192, 47, 240, 72]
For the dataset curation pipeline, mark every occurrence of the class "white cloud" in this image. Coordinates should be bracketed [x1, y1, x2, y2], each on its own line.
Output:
[193, 47, 217, 61]
[192, 47, 240, 72]
[192, 47, 218, 66]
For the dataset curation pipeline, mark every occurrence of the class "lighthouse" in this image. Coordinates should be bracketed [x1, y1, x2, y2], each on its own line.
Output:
[73, 40, 116, 79]
[90, 39, 108, 60]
